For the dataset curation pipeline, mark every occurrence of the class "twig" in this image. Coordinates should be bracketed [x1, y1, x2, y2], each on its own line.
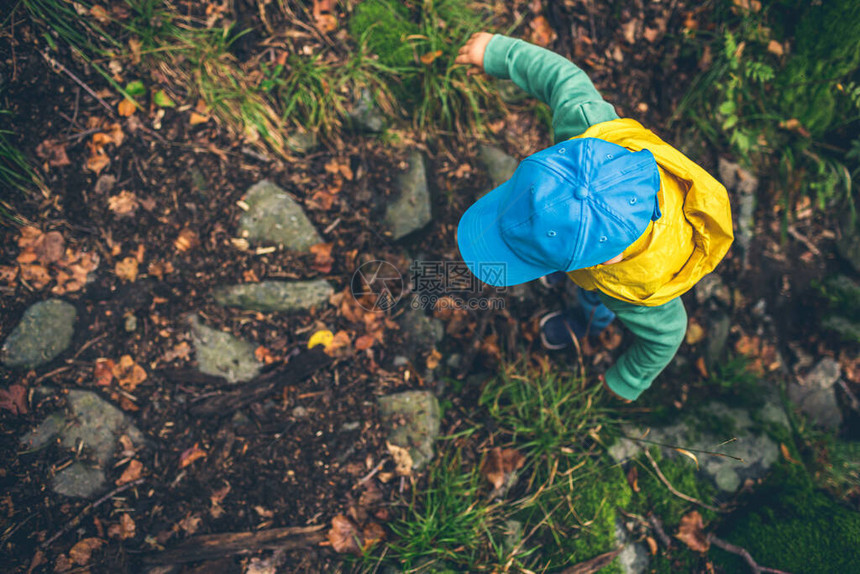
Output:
[837, 379, 860, 412]
[786, 225, 821, 256]
[42, 478, 145, 548]
[457, 309, 492, 379]
[623, 433, 745, 462]
[357, 460, 386, 485]
[709, 534, 793, 574]
[644, 449, 726, 513]
[39, 51, 115, 116]
[647, 513, 672, 549]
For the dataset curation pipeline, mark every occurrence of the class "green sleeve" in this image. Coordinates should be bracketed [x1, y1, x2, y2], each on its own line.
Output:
[597, 294, 687, 401]
[483, 34, 619, 141]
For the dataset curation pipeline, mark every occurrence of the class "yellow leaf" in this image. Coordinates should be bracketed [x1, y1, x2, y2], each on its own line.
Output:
[115, 257, 139, 282]
[189, 112, 210, 125]
[685, 320, 706, 345]
[118, 98, 136, 117]
[674, 448, 700, 469]
[426, 348, 442, 370]
[420, 50, 443, 65]
[308, 329, 334, 350]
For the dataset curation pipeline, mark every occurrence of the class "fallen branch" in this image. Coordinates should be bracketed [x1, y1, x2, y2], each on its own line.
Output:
[189, 347, 332, 417]
[42, 478, 145, 548]
[648, 513, 672, 549]
[143, 525, 326, 565]
[709, 534, 793, 574]
[644, 449, 726, 513]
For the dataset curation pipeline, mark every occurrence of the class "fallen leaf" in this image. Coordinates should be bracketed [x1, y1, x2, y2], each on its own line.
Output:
[112, 355, 147, 391]
[622, 19, 638, 43]
[676, 511, 710, 552]
[309, 242, 334, 273]
[147, 259, 174, 280]
[674, 448, 700, 469]
[308, 329, 334, 350]
[255, 345, 276, 364]
[598, 324, 623, 350]
[695, 356, 709, 378]
[115, 257, 139, 282]
[152, 89, 175, 108]
[90, 5, 110, 22]
[179, 443, 207, 468]
[361, 522, 385, 550]
[68, 537, 104, 565]
[174, 228, 200, 252]
[312, 0, 338, 33]
[646, 535, 658, 555]
[108, 191, 139, 216]
[118, 98, 136, 117]
[189, 111, 210, 125]
[178, 513, 202, 535]
[426, 348, 442, 370]
[116, 459, 143, 486]
[19, 264, 51, 289]
[108, 513, 136, 540]
[94, 359, 115, 386]
[354, 334, 376, 351]
[686, 320, 706, 345]
[780, 443, 801, 465]
[420, 50, 443, 65]
[626, 465, 640, 492]
[0, 265, 18, 284]
[767, 40, 784, 56]
[54, 553, 72, 573]
[36, 139, 71, 167]
[529, 15, 557, 47]
[0, 384, 28, 415]
[324, 330, 352, 357]
[387, 441, 413, 476]
[481, 447, 526, 490]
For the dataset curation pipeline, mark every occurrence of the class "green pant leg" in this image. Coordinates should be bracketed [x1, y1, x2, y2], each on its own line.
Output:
[596, 293, 687, 401]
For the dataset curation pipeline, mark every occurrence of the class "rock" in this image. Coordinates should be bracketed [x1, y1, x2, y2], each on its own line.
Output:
[615, 519, 649, 574]
[378, 390, 441, 471]
[478, 145, 518, 192]
[609, 402, 784, 493]
[718, 159, 757, 270]
[238, 180, 322, 252]
[384, 152, 431, 240]
[190, 315, 262, 384]
[787, 357, 843, 430]
[286, 130, 319, 154]
[2, 299, 77, 369]
[350, 89, 385, 133]
[292, 406, 309, 419]
[694, 274, 731, 307]
[213, 280, 333, 313]
[19, 390, 144, 498]
[397, 308, 444, 358]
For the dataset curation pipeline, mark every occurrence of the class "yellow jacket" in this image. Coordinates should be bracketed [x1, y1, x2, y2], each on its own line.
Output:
[567, 119, 734, 306]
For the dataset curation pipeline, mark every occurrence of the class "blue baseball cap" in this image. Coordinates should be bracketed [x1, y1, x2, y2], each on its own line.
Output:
[457, 138, 661, 287]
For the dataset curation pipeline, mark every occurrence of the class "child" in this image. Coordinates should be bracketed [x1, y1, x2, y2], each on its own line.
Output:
[454, 33, 733, 402]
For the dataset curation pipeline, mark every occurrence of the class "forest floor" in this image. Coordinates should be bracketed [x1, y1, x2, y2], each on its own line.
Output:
[1, 1, 859, 573]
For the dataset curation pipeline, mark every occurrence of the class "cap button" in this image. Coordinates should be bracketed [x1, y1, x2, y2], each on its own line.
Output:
[574, 187, 588, 200]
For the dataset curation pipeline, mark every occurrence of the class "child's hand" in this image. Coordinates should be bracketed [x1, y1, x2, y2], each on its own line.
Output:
[455, 32, 493, 74]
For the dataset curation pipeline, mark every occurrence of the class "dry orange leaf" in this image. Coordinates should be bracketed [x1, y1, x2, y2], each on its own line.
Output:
[175, 228, 200, 252]
[312, 0, 338, 33]
[780, 443, 801, 465]
[115, 257, 139, 282]
[116, 459, 143, 486]
[108, 190, 139, 216]
[529, 15, 557, 47]
[255, 345, 276, 364]
[179, 443, 207, 468]
[118, 98, 136, 117]
[94, 358, 116, 386]
[426, 348, 442, 370]
[189, 111, 210, 125]
[112, 354, 147, 391]
[481, 447, 525, 490]
[324, 330, 352, 357]
[328, 514, 361, 554]
[354, 334, 376, 351]
[685, 320, 706, 345]
[676, 511, 710, 553]
[69, 537, 105, 566]
[361, 522, 385, 550]
[90, 5, 110, 23]
[108, 513, 136, 540]
[420, 50, 443, 65]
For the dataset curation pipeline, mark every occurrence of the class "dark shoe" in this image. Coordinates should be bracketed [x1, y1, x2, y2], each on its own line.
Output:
[539, 310, 588, 350]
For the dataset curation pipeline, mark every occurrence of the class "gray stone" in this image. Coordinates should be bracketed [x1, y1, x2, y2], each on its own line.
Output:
[718, 159, 757, 271]
[238, 180, 322, 252]
[609, 402, 782, 493]
[190, 315, 262, 384]
[384, 152, 431, 240]
[378, 390, 441, 471]
[397, 308, 444, 358]
[478, 145, 518, 191]
[213, 280, 334, 313]
[615, 519, 649, 574]
[695, 274, 731, 307]
[503, 519, 524, 554]
[2, 299, 76, 369]
[802, 357, 841, 389]
[350, 89, 385, 133]
[52, 463, 107, 499]
[286, 130, 319, 154]
[292, 406, 309, 419]
[787, 358, 843, 430]
[20, 390, 144, 498]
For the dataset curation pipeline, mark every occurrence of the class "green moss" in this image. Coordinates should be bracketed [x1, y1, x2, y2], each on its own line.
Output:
[629, 448, 718, 528]
[714, 463, 860, 573]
